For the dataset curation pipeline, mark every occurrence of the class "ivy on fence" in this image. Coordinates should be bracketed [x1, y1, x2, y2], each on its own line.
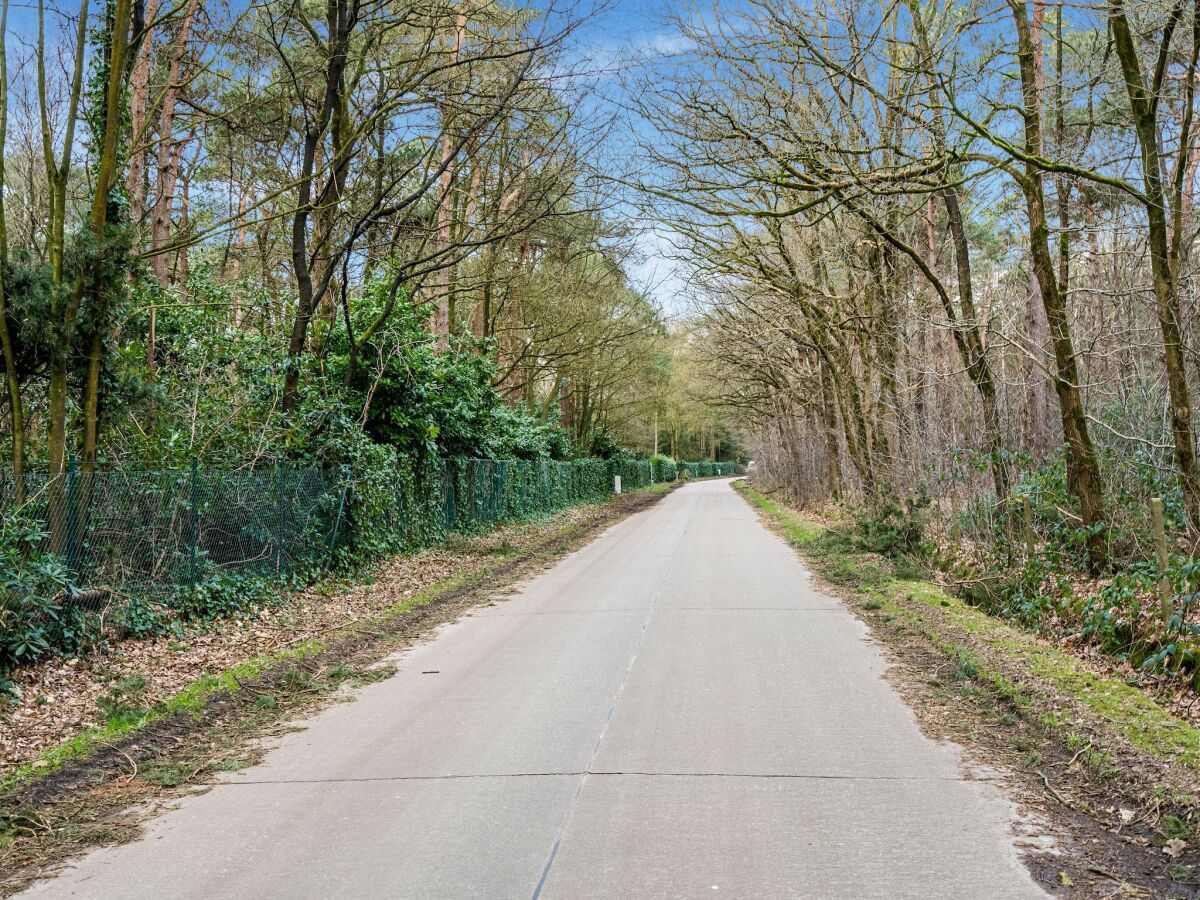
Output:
[0, 455, 737, 673]
[679, 461, 736, 478]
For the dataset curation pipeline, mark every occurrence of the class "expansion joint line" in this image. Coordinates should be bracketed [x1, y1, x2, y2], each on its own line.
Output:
[528, 500, 694, 900]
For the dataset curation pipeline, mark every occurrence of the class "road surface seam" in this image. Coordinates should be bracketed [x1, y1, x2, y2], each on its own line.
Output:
[219, 770, 998, 785]
[476, 607, 848, 616]
[528, 504, 695, 900]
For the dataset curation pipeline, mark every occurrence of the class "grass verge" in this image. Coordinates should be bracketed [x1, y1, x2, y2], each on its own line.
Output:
[0, 570, 481, 797]
[737, 483, 1200, 774]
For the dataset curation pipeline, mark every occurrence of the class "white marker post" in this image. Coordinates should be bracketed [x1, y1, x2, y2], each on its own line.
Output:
[614, 475, 622, 494]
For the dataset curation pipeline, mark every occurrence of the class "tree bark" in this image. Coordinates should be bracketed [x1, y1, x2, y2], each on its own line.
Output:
[282, 0, 356, 416]
[126, 0, 157, 229]
[432, 7, 468, 346]
[81, 0, 137, 471]
[1110, 0, 1200, 535]
[148, 0, 198, 285]
[0, 0, 22, 499]
[1010, 0, 1108, 567]
[43, 0, 91, 486]
[818, 361, 842, 499]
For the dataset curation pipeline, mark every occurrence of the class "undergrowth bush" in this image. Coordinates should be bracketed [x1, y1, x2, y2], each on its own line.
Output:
[857, 490, 932, 560]
[650, 455, 677, 482]
[0, 511, 87, 677]
[175, 570, 286, 622]
[943, 444, 1200, 685]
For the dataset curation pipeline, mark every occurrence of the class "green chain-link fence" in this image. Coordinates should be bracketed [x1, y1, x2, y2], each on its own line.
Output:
[0, 455, 725, 601]
[1, 454, 738, 670]
[0, 462, 345, 604]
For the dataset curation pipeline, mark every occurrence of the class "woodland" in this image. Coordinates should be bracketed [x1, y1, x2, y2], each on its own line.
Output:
[5, 0, 1200, 697]
[6, 3, 1200, 891]
[637, 0, 1200, 682]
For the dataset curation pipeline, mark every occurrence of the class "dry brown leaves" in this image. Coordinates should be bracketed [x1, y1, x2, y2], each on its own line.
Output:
[1039, 575, 1200, 728]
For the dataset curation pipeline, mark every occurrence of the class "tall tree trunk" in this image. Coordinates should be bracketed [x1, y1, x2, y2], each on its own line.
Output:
[819, 361, 843, 499]
[908, 0, 1010, 499]
[943, 185, 1009, 500]
[148, 0, 198, 285]
[1025, 268, 1052, 457]
[0, 0, 21, 499]
[177, 142, 194, 283]
[282, 0, 355, 416]
[1010, 0, 1107, 567]
[126, 0, 157, 229]
[81, 0, 136, 471]
[42, 0, 91, 489]
[432, 7, 467, 345]
[1110, 0, 1200, 535]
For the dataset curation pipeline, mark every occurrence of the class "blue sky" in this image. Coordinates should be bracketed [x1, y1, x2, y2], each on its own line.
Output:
[541, 0, 707, 315]
[564, 0, 689, 57]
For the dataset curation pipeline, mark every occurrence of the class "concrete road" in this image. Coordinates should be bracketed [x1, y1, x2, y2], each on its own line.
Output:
[24, 479, 1046, 899]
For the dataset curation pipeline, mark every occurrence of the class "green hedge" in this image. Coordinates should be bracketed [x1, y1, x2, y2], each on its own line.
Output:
[346, 455, 617, 552]
[608, 457, 654, 491]
[442, 458, 613, 534]
[678, 461, 737, 478]
[650, 455, 677, 482]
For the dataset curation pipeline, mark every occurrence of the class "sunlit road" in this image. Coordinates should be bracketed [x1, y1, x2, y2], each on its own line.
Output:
[24, 479, 1045, 899]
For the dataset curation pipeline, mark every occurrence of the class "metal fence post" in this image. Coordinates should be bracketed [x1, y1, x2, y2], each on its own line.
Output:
[65, 454, 79, 579]
[329, 472, 348, 556]
[189, 458, 200, 589]
[276, 462, 286, 576]
[443, 460, 456, 531]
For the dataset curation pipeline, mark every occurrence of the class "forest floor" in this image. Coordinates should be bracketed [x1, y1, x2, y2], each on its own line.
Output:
[737, 480, 1200, 899]
[0, 483, 676, 895]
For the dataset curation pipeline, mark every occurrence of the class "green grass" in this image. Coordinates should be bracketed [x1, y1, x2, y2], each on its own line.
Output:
[0, 637, 332, 794]
[735, 480, 1200, 773]
[642, 482, 674, 495]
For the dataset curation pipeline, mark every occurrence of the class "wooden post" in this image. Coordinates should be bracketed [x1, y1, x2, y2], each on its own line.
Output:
[1021, 496, 1035, 560]
[1150, 497, 1172, 623]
